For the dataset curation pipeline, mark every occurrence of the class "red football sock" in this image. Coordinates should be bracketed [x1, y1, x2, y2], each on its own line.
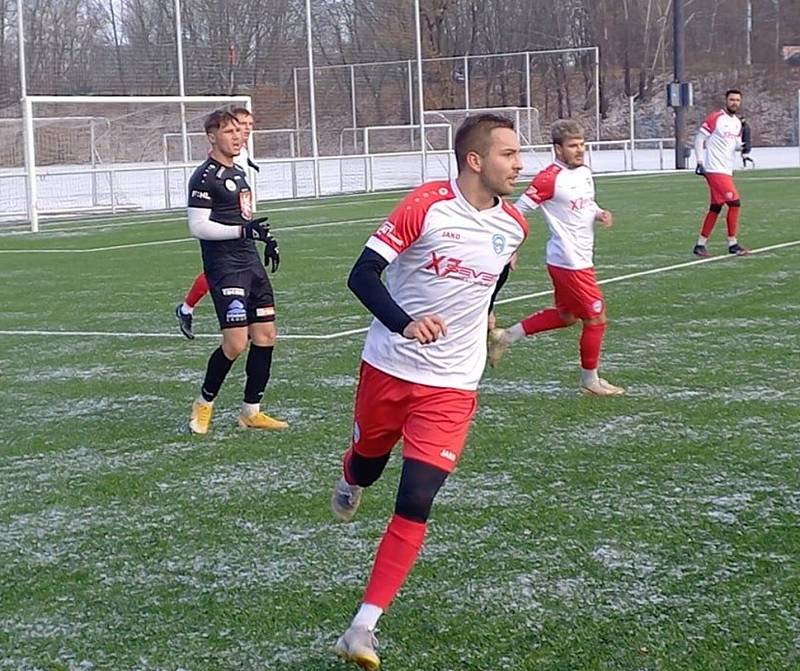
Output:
[363, 514, 427, 610]
[185, 273, 209, 308]
[521, 308, 570, 335]
[726, 206, 740, 238]
[579, 321, 606, 371]
[700, 210, 719, 238]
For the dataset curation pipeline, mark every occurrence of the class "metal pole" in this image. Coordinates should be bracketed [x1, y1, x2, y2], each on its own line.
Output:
[162, 132, 172, 210]
[22, 97, 39, 232]
[350, 64, 357, 152]
[243, 96, 257, 205]
[90, 120, 97, 206]
[594, 47, 601, 144]
[414, 0, 427, 181]
[17, 0, 27, 99]
[673, 0, 687, 169]
[174, 0, 189, 193]
[797, 89, 800, 167]
[463, 55, 470, 110]
[305, 0, 320, 197]
[525, 51, 532, 140]
[293, 67, 301, 150]
[407, 60, 414, 148]
[745, 0, 753, 67]
[629, 94, 638, 170]
[17, 0, 38, 231]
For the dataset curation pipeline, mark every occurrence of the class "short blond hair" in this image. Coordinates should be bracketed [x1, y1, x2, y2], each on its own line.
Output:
[551, 119, 584, 145]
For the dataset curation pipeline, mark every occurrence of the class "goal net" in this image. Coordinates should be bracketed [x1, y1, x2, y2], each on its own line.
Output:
[7, 95, 251, 230]
[424, 106, 541, 145]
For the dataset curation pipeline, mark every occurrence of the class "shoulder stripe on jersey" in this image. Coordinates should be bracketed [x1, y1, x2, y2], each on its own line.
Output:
[372, 180, 456, 255]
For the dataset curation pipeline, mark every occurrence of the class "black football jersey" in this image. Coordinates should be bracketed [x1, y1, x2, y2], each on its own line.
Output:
[187, 158, 259, 272]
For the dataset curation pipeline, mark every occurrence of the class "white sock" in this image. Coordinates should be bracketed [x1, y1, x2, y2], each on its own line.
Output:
[197, 396, 213, 406]
[241, 402, 260, 416]
[727, 237, 737, 246]
[352, 603, 383, 631]
[581, 368, 599, 387]
[180, 303, 194, 315]
[508, 323, 526, 343]
[697, 235, 708, 246]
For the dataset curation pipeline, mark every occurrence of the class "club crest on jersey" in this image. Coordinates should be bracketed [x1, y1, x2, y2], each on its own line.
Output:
[239, 190, 253, 219]
[224, 178, 237, 191]
[492, 233, 506, 255]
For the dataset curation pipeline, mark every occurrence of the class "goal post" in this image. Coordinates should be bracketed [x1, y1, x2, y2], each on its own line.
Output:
[20, 95, 252, 232]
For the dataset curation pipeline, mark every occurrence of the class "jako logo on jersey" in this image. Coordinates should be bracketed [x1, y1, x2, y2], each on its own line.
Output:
[439, 449, 457, 462]
[191, 189, 211, 201]
[225, 299, 247, 322]
[492, 234, 506, 255]
[224, 178, 237, 191]
[425, 251, 499, 286]
[442, 231, 461, 240]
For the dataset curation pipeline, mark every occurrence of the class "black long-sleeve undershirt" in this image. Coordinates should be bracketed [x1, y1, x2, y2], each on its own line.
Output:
[489, 263, 512, 313]
[347, 248, 413, 335]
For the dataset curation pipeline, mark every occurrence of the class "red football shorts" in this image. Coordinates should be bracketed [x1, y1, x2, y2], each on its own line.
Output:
[547, 264, 605, 320]
[350, 361, 478, 473]
[704, 172, 740, 204]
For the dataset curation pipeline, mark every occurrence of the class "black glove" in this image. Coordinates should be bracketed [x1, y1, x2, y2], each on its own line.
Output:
[241, 215, 270, 241]
[694, 163, 706, 176]
[741, 119, 752, 155]
[264, 233, 280, 273]
[247, 158, 261, 173]
[742, 154, 754, 168]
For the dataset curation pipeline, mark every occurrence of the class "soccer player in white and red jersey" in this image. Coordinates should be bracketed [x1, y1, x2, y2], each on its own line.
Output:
[175, 107, 260, 338]
[487, 119, 624, 397]
[330, 114, 527, 669]
[692, 89, 751, 258]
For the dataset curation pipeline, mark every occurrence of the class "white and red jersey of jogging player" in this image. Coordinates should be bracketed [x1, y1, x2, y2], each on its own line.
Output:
[362, 179, 528, 391]
[515, 160, 601, 270]
[698, 110, 742, 176]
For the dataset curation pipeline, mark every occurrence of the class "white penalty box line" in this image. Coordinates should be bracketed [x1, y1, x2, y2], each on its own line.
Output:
[1, 239, 798, 342]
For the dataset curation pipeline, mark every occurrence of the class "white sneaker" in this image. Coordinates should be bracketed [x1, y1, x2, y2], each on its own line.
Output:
[581, 378, 626, 396]
[334, 625, 380, 670]
[487, 328, 512, 367]
[331, 477, 363, 522]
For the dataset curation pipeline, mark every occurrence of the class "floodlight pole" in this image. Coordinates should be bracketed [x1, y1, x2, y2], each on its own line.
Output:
[305, 0, 320, 197]
[414, 0, 427, 181]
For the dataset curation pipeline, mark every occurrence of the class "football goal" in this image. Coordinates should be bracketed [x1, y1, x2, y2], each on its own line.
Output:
[13, 95, 251, 231]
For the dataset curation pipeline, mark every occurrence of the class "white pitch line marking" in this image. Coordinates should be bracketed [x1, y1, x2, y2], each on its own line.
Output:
[1, 239, 797, 342]
[0, 217, 382, 254]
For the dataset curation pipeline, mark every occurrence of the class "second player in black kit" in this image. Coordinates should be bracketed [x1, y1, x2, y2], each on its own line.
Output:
[186, 109, 287, 434]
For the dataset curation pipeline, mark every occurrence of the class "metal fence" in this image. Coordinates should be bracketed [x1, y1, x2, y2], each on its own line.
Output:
[2, 0, 799, 229]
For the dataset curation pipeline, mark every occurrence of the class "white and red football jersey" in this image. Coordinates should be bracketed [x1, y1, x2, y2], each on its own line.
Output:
[698, 110, 742, 175]
[234, 145, 252, 172]
[515, 161, 601, 270]
[362, 179, 528, 391]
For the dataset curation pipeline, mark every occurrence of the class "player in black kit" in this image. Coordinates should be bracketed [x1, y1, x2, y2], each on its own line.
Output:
[186, 110, 287, 434]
